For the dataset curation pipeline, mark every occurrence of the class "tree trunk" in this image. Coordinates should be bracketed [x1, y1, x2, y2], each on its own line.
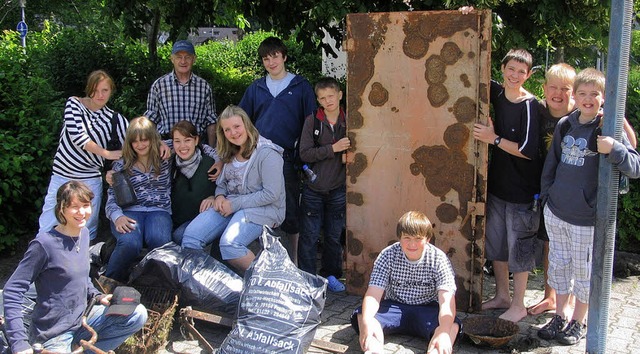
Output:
[148, 7, 161, 64]
[554, 46, 565, 64]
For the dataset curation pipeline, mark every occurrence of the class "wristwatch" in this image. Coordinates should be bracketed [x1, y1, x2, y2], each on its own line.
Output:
[494, 136, 502, 146]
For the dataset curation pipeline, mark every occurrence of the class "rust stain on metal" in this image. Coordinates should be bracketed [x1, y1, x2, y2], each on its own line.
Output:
[436, 203, 459, 223]
[350, 108, 364, 129]
[460, 74, 471, 88]
[410, 12, 477, 43]
[452, 96, 477, 123]
[347, 132, 357, 150]
[347, 191, 364, 206]
[466, 242, 483, 258]
[347, 153, 368, 184]
[427, 84, 449, 107]
[440, 42, 463, 65]
[346, 13, 391, 131]
[481, 39, 489, 51]
[425, 55, 447, 84]
[444, 123, 470, 150]
[368, 82, 389, 106]
[479, 83, 488, 104]
[402, 33, 429, 59]
[348, 269, 365, 288]
[346, 230, 363, 256]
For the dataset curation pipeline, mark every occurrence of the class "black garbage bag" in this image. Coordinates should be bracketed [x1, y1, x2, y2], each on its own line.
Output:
[218, 227, 327, 353]
[129, 242, 243, 316]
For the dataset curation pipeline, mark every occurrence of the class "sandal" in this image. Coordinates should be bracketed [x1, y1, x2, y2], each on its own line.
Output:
[326, 275, 346, 292]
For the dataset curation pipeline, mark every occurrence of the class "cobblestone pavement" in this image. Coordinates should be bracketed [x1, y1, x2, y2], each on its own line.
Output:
[160, 272, 640, 354]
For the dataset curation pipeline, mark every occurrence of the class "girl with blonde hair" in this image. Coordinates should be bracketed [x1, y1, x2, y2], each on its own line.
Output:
[192, 105, 286, 273]
[104, 116, 173, 282]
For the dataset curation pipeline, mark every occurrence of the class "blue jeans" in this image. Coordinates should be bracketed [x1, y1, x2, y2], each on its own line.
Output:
[105, 210, 172, 282]
[298, 185, 345, 278]
[178, 208, 230, 250]
[280, 151, 301, 234]
[190, 209, 262, 260]
[39, 174, 102, 240]
[42, 303, 147, 353]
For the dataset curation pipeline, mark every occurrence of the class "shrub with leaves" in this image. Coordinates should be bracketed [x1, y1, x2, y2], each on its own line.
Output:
[617, 64, 640, 252]
[0, 30, 63, 252]
[196, 31, 322, 109]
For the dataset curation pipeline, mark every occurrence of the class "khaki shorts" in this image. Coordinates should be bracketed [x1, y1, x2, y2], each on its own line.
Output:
[485, 193, 540, 273]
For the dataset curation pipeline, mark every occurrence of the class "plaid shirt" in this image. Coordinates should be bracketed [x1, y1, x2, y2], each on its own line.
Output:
[369, 242, 456, 305]
[145, 71, 217, 136]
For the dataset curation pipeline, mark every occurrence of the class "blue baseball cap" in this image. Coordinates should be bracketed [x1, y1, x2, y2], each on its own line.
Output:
[172, 40, 195, 55]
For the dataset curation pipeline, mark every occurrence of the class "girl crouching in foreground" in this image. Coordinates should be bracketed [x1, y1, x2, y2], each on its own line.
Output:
[3, 181, 147, 354]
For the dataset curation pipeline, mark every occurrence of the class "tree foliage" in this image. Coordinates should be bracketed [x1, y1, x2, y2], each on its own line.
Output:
[6, 0, 627, 71]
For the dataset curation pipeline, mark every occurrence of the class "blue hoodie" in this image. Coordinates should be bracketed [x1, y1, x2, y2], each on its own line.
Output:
[239, 75, 316, 151]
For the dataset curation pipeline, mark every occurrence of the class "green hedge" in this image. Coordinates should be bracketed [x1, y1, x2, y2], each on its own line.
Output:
[618, 63, 640, 252]
[0, 30, 63, 251]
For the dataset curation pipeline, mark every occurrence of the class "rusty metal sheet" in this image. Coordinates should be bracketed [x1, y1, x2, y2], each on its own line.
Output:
[344, 10, 491, 312]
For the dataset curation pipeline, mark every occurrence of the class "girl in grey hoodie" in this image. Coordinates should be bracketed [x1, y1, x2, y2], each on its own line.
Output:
[209, 105, 285, 273]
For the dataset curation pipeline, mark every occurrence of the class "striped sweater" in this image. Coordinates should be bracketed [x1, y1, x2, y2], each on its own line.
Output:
[105, 158, 172, 222]
[52, 97, 128, 179]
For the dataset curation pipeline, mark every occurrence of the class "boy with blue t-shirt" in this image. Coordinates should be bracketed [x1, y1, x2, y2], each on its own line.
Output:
[239, 36, 317, 264]
[297, 77, 350, 292]
[350, 211, 461, 354]
[537, 68, 640, 345]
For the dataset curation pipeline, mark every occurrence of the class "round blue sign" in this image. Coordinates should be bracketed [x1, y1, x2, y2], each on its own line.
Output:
[17, 21, 28, 38]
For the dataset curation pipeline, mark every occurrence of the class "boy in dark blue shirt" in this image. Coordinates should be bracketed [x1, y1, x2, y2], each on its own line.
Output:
[239, 37, 317, 264]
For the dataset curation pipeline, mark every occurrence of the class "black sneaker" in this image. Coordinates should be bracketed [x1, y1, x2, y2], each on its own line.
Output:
[557, 320, 587, 345]
[538, 314, 566, 340]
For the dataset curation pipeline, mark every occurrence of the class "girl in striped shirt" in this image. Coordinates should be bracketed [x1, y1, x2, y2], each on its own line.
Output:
[38, 70, 128, 240]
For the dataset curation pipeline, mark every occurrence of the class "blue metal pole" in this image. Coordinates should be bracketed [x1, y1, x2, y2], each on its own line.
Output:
[586, 1, 632, 353]
[20, 0, 26, 48]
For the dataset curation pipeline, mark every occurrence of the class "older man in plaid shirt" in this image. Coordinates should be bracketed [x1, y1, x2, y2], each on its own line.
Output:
[145, 40, 218, 146]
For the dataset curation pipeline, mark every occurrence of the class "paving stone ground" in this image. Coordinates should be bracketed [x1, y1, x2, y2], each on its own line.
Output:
[2, 240, 636, 353]
[160, 271, 640, 354]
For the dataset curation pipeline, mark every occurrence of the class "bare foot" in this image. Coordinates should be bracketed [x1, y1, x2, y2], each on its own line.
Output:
[482, 296, 511, 311]
[499, 306, 528, 323]
[527, 297, 556, 315]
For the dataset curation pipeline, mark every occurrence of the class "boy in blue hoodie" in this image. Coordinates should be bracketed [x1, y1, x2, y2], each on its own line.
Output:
[239, 37, 317, 264]
[537, 68, 640, 345]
